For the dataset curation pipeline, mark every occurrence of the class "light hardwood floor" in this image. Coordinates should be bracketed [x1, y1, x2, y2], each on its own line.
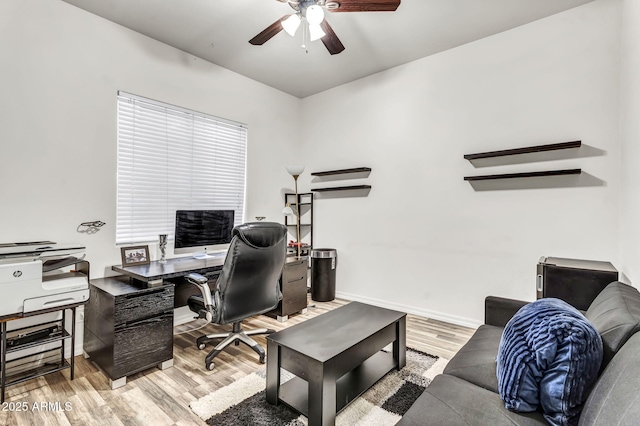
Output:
[0, 297, 476, 426]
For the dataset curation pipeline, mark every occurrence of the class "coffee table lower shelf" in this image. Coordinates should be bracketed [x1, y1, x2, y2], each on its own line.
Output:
[278, 350, 396, 417]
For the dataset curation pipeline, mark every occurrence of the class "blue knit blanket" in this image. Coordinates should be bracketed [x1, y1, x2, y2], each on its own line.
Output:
[496, 298, 602, 426]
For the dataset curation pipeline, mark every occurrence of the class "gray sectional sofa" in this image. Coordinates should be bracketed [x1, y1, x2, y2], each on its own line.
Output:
[398, 281, 640, 425]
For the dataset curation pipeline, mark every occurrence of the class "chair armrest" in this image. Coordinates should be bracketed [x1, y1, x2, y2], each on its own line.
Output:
[484, 296, 529, 327]
[186, 273, 217, 321]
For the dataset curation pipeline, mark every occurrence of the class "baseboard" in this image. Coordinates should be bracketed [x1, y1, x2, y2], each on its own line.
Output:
[174, 293, 482, 329]
[335, 291, 482, 329]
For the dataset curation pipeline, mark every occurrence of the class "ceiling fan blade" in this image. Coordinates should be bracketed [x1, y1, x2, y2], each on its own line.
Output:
[320, 20, 345, 55]
[327, 0, 401, 12]
[249, 15, 290, 45]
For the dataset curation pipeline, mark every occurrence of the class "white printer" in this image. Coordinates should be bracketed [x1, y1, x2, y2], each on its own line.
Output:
[0, 241, 90, 317]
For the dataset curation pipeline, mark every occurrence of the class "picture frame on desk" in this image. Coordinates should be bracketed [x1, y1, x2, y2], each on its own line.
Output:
[120, 245, 150, 266]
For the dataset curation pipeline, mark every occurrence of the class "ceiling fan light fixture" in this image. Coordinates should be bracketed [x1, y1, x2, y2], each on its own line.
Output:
[305, 5, 325, 25]
[308, 23, 326, 41]
[282, 13, 301, 36]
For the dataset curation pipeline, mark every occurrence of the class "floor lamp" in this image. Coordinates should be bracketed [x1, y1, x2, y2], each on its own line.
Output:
[283, 165, 305, 258]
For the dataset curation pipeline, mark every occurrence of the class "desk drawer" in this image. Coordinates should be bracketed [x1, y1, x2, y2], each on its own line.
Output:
[283, 260, 307, 284]
[281, 276, 308, 317]
[278, 259, 308, 318]
[113, 311, 173, 378]
[114, 285, 174, 325]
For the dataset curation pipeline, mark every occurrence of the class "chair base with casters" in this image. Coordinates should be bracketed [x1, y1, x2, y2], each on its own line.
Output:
[196, 321, 276, 371]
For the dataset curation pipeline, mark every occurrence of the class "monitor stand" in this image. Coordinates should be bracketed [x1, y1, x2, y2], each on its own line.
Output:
[192, 251, 225, 260]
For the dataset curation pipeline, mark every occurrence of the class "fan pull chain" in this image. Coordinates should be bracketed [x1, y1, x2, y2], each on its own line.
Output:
[301, 19, 308, 53]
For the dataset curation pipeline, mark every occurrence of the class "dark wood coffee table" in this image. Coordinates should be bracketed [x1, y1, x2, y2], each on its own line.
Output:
[266, 301, 406, 426]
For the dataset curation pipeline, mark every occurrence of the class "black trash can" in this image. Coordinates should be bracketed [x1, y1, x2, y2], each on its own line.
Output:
[310, 248, 337, 302]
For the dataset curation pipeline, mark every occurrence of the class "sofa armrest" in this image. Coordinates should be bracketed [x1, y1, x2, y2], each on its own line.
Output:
[484, 296, 529, 327]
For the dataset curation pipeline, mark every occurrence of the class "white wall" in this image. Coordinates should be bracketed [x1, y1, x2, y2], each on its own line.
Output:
[0, 0, 627, 331]
[619, 0, 640, 284]
[300, 0, 621, 326]
[0, 0, 301, 279]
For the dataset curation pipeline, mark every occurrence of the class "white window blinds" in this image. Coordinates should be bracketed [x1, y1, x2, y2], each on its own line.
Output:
[116, 92, 247, 244]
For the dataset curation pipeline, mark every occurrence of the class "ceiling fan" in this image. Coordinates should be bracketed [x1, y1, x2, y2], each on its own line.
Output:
[249, 0, 401, 55]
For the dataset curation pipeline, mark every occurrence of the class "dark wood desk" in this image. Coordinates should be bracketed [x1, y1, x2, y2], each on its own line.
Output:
[112, 256, 226, 308]
[112, 255, 225, 286]
[84, 276, 174, 389]
[84, 257, 224, 388]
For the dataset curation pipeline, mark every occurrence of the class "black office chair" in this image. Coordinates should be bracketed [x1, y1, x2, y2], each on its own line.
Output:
[186, 222, 286, 370]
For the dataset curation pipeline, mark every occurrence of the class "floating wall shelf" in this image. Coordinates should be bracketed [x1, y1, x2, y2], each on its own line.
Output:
[311, 167, 372, 195]
[311, 167, 372, 176]
[464, 141, 581, 161]
[464, 169, 582, 181]
[311, 185, 372, 192]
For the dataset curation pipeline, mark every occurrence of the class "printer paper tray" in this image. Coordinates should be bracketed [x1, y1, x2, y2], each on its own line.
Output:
[23, 289, 89, 313]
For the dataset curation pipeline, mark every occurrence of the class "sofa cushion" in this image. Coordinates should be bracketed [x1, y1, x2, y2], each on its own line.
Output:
[497, 298, 602, 426]
[397, 374, 548, 426]
[584, 281, 640, 369]
[443, 324, 502, 393]
[578, 332, 640, 426]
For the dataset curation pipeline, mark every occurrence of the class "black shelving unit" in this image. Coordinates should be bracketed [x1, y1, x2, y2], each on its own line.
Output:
[1, 303, 83, 402]
[464, 169, 582, 181]
[464, 141, 581, 161]
[284, 192, 313, 256]
[310, 167, 372, 176]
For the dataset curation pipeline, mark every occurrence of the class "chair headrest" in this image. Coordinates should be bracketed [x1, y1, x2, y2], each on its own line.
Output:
[233, 222, 287, 249]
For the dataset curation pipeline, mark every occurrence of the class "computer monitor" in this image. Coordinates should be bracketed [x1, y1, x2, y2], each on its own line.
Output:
[174, 210, 235, 259]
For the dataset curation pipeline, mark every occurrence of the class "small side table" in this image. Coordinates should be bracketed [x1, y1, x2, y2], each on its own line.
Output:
[1, 303, 85, 403]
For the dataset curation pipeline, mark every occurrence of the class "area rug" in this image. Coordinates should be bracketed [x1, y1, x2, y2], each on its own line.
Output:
[190, 348, 447, 426]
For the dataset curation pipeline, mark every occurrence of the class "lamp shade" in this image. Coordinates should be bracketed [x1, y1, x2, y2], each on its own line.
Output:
[306, 5, 324, 25]
[282, 14, 301, 36]
[286, 165, 305, 176]
[282, 205, 295, 216]
[309, 23, 326, 41]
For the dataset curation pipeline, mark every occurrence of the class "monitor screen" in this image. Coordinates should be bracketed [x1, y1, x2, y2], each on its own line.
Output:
[174, 210, 235, 258]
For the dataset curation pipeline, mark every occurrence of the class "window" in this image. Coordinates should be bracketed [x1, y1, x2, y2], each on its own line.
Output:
[116, 92, 247, 244]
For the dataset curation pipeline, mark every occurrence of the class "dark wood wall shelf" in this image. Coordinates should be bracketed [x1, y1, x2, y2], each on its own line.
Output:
[311, 185, 372, 192]
[464, 141, 581, 161]
[311, 167, 371, 176]
[464, 168, 581, 181]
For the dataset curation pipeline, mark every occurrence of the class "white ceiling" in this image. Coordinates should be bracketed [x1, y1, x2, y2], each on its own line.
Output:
[61, 0, 594, 98]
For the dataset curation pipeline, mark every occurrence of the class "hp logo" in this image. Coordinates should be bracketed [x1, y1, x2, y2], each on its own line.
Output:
[13, 270, 22, 278]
